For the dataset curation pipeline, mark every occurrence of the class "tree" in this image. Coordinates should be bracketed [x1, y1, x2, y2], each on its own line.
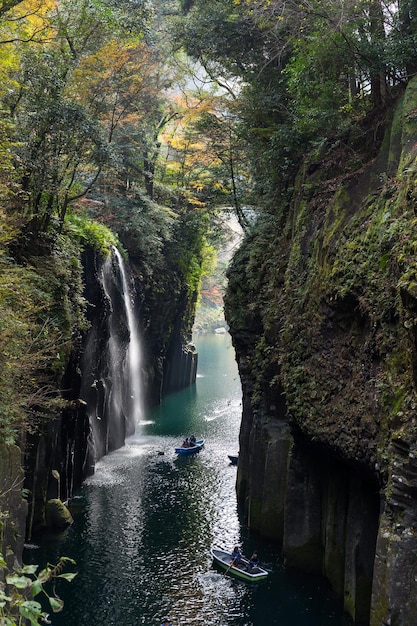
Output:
[0, 0, 29, 17]
[73, 42, 176, 200]
[2, 0, 152, 242]
[9, 46, 110, 236]
[391, 0, 417, 79]
[174, 0, 417, 218]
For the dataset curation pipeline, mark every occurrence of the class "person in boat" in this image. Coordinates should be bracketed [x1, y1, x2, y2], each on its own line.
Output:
[182, 437, 189, 448]
[189, 435, 196, 446]
[161, 619, 172, 626]
[246, 552, 259, 573]
[230, 546, 242, 566]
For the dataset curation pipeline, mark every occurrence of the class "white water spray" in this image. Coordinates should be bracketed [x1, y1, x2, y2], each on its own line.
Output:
[112, 247, 143, 427]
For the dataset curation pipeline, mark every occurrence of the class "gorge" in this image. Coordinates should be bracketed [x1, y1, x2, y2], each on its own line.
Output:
[2, 1, 417, 625]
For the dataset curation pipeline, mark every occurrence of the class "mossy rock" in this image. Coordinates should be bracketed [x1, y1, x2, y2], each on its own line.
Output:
[45, 499, 73, 531]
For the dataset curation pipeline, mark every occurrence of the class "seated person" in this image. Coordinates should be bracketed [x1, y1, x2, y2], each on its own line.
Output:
[182, 438, 189, 448]
[230, 546, 242, 566]
[189, 435, 196, 446]
[246, 552, 259, 573]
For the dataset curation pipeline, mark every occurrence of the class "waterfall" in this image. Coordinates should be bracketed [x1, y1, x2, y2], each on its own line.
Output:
[91, 247, 143, 455]
[112, 247, 143, 428]
[71, 246, 144, 483]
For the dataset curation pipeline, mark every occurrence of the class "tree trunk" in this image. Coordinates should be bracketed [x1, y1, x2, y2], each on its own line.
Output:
[369, 0, 387, 107]
[399, 0, 417, 78]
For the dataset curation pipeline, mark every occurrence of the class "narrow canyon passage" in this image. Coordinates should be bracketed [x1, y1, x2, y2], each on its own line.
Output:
[26, 334, 349, 626]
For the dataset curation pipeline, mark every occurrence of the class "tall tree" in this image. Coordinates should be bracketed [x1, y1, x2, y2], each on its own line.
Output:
[2, 0, 152, 241]
[174, 0, 415, 217]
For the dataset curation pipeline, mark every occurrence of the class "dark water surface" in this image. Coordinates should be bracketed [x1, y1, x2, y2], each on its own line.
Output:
[26, 333, 350, 626]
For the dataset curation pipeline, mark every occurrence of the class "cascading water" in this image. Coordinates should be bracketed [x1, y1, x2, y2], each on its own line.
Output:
[80, 247, 143, 468]
[102, 247, 143, 441]
[112, 246, 143, 428]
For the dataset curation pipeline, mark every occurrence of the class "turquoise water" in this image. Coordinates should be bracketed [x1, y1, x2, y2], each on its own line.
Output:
[25, 333, 350, 626]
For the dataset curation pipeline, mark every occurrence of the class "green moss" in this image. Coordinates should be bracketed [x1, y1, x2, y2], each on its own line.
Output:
[45, 499, 73, 530]
[0, 228, 92, 443]
[248, 496, 263, 531]
[64, 212, 122, 255]
[398, 80, 417, 173]
[226, 77, 417, 480]
[374, 99, 401, 177]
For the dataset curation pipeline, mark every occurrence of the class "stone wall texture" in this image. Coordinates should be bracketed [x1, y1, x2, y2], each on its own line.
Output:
[225, 77, 417, 625]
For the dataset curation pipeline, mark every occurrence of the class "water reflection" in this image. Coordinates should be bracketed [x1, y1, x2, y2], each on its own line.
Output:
[25, 334, 349, 626]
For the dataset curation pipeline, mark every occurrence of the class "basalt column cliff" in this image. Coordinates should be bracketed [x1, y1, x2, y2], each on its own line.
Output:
[20, 242, 198, 541]
[225, 78, 417, 626]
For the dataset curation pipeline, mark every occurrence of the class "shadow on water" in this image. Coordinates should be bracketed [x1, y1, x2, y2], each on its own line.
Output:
[25, 333, 350, 626]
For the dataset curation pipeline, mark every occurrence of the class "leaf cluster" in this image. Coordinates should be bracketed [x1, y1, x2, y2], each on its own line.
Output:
[0, 0, 156, 245]
[173, 0, 417, 218]
[0, 551, 76, 625]
[0, 234, 89, 444]
[64, 211, 122, 255]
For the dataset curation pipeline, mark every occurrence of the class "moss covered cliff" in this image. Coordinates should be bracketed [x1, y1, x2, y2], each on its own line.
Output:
[225, 78, 417, 625]
[0, 199, 204, 561]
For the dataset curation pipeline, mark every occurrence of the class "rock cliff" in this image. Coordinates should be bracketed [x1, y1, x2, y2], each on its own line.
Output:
[0, 444, 27, 568]
[23, 243, 197, 539]
[225, 78, 417, 625]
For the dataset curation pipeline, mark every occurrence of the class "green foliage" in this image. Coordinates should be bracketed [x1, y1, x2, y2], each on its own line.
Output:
[172, 0, 417, 220]
[0, 551, 76, 625]
[64, 211, 122, 255]
[0, 0, 227, 447]
[11, 49, 112, 232]
[225, 79, 417, 474]
[0, 235, 88, 444]
[1, 0, 154, 244]
[87, 188, 175, 277]
[169, 207, 209, 296]
[284, 32, 356, 138]
[51, 0, 150, 47]
[0, 259, 58, 443]
[172, 0, 297, 213]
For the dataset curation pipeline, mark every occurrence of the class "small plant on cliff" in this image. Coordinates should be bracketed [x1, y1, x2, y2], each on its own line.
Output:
[0, 552, 76, 625]
[64, 211, 122, 256]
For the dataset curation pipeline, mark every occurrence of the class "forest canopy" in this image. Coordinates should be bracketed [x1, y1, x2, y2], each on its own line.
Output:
[1, 0, 416, 246]
[0, 0, 239, 442]
[0, 0, 416, 442]
[175, 0, 417, 211]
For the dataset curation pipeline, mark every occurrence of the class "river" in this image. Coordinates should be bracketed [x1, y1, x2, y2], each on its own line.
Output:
[25, 333, 350, 626]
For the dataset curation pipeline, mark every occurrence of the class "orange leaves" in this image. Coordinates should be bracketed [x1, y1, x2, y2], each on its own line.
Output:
[0, 0, 55, 44]
[69, 40, 159, 139]
[158, 89, 232, 206]
[0, 0, 54, 95]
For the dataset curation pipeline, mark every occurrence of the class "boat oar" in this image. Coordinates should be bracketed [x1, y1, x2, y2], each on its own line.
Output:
[224, 557, 236, 576]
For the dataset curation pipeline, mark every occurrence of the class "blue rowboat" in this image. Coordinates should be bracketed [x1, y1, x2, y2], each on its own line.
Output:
[175, 439, 204, 455]
[210, 547, 269, 582]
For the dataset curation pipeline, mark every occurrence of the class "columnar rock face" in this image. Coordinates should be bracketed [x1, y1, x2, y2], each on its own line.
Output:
[135, 256, 199, 404]
[23, 245, 198, 537]
[23, 247, 128, 536]
[225, 78, 417, 625]
[0, 444, 27, 568]
[371, 439, 417, 626]
[162, 339, 198, 395]
[234, 340, 380, 625]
